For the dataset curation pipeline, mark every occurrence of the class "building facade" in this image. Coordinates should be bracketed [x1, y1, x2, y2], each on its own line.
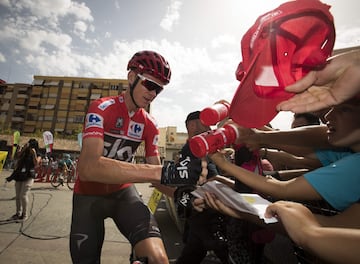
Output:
[0, 75, 128, 134]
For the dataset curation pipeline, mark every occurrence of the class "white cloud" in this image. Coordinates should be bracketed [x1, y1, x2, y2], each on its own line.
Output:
[0, 0, 11, 7]
[11, 0, 93, 22]
[211, 34, 237, 49]
[0, 52, 6, 62]
[114, 0, 120, 10]
[73, 20, 88, 39]
[19, 29, 72, 53]
[334, 26, 360, 49]
[160, 0, 182, 32]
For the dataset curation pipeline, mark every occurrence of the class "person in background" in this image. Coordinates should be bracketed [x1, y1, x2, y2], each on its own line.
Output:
[175, 111, 228, 264]
[6, 139, 40, 222]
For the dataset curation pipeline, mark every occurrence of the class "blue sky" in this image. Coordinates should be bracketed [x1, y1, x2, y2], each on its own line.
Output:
[0, 0, 359, 132]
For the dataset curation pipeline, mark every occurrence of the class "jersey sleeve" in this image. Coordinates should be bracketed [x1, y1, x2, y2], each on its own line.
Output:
[143, 113, 160, 157]
[82, 99, 106, 140]
[304, 152, 360, 211]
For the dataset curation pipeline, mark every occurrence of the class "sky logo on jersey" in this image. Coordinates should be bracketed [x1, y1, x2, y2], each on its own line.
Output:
[128, 121, 144, 139]
[85, 113, 103, 129]
[98, 98, 115, 111]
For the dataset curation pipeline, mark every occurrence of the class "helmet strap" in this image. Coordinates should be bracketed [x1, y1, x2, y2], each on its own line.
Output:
[129, 75, 140, 109]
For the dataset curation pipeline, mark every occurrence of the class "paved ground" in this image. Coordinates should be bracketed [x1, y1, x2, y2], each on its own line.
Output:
[0, 169, 186, 263]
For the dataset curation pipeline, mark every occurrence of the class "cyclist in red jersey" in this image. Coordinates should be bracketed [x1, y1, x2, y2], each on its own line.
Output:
[70, 50, 203, 264]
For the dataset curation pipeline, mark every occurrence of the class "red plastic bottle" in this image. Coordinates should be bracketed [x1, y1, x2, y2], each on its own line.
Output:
[189, 123, 239, 158]
[199, 102, 230, 126]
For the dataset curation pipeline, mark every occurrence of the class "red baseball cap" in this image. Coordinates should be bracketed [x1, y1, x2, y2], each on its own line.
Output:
[229, 0, 335, 128]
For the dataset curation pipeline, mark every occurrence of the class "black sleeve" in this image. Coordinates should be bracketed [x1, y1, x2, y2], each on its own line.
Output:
[207, 160, 219, 179]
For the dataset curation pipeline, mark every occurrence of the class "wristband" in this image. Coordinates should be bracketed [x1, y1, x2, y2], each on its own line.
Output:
[264, 170, 281, 180]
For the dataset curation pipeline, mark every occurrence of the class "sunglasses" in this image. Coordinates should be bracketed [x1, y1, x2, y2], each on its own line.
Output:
[137, 74, 164, 95]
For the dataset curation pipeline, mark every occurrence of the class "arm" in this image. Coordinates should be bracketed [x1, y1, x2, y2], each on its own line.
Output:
[31, 148, 40, 167]
[209, 151, 322, 201]
[265, 201, 360, 264]
[78, 137, 163, 184]
[315, 203, 360, 229]
[236, 124, 331, 155]
[262, 149, 322, 170]
[263, 169, 309, 181]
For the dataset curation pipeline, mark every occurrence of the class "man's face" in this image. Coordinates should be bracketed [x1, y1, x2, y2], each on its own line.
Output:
[131, 73, 164, 109]
[324, 101, 360, 148]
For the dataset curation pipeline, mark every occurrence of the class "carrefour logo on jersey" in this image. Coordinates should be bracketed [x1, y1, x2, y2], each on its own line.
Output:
[85, 113, 103, 129]
[128, 120, 144, 139]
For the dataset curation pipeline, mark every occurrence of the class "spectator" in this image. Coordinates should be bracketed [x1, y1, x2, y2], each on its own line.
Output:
[175, 111, 228, 264]
[6, 139, 40, 222]
[208, 96, 360, 216]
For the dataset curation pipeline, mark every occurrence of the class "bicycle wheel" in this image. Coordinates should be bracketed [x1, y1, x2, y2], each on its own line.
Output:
[50, 173, 64, 188]
[66, 173, 76, 190]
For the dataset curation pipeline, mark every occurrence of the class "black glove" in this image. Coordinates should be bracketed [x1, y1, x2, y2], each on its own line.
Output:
[161, 158, 202, 186]
[174, 185, 196, 218]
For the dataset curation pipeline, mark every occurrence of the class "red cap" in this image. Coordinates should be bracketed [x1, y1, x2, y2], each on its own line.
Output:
[229, 0, 335, 128]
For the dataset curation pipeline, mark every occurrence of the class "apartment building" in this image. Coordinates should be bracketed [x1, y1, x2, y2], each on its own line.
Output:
[0, 75, 128, 134]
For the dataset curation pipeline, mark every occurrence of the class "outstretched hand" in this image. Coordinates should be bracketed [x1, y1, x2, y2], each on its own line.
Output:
[277, 50, 360, 113]
[204, 192, 243, 219]
[265, 201, 320, 244]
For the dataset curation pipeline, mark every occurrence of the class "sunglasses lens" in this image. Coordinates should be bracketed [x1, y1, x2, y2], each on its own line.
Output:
[142, 79, 163, 94]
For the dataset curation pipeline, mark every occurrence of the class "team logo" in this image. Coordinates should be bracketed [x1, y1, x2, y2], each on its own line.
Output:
[116, 118, 123, 128]
[128, 121, 144, 139]
[98, 99, 115, 111]
[152, 135, 159, 146]
[85, 113, 103, 129]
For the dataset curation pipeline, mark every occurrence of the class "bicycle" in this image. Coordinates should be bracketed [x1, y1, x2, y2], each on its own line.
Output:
[50, 162, 77, 190]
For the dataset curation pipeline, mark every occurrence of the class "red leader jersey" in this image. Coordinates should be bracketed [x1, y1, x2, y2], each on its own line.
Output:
[74, 94, 160, 195]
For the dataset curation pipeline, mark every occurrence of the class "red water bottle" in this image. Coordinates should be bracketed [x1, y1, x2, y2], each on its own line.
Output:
[200, 102, 230, 126]
[189, 124, 239, 158]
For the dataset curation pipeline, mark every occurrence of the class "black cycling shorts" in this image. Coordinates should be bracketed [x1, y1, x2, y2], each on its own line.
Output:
[70, 185, 161, 263]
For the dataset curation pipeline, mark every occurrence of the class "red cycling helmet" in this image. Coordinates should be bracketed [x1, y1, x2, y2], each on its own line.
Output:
[127, 50, 171, 85]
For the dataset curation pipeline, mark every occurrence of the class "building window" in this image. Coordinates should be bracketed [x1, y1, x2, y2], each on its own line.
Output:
[74, 116, 84, 123]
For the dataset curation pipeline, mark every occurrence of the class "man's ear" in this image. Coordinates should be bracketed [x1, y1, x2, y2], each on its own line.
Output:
[128, 71, 136, 84]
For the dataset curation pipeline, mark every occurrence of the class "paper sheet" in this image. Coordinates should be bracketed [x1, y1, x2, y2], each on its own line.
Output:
[192, 180, 278, 224]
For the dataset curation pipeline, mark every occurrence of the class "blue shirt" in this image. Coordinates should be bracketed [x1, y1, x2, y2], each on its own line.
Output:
[304, 149, 360, 211]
